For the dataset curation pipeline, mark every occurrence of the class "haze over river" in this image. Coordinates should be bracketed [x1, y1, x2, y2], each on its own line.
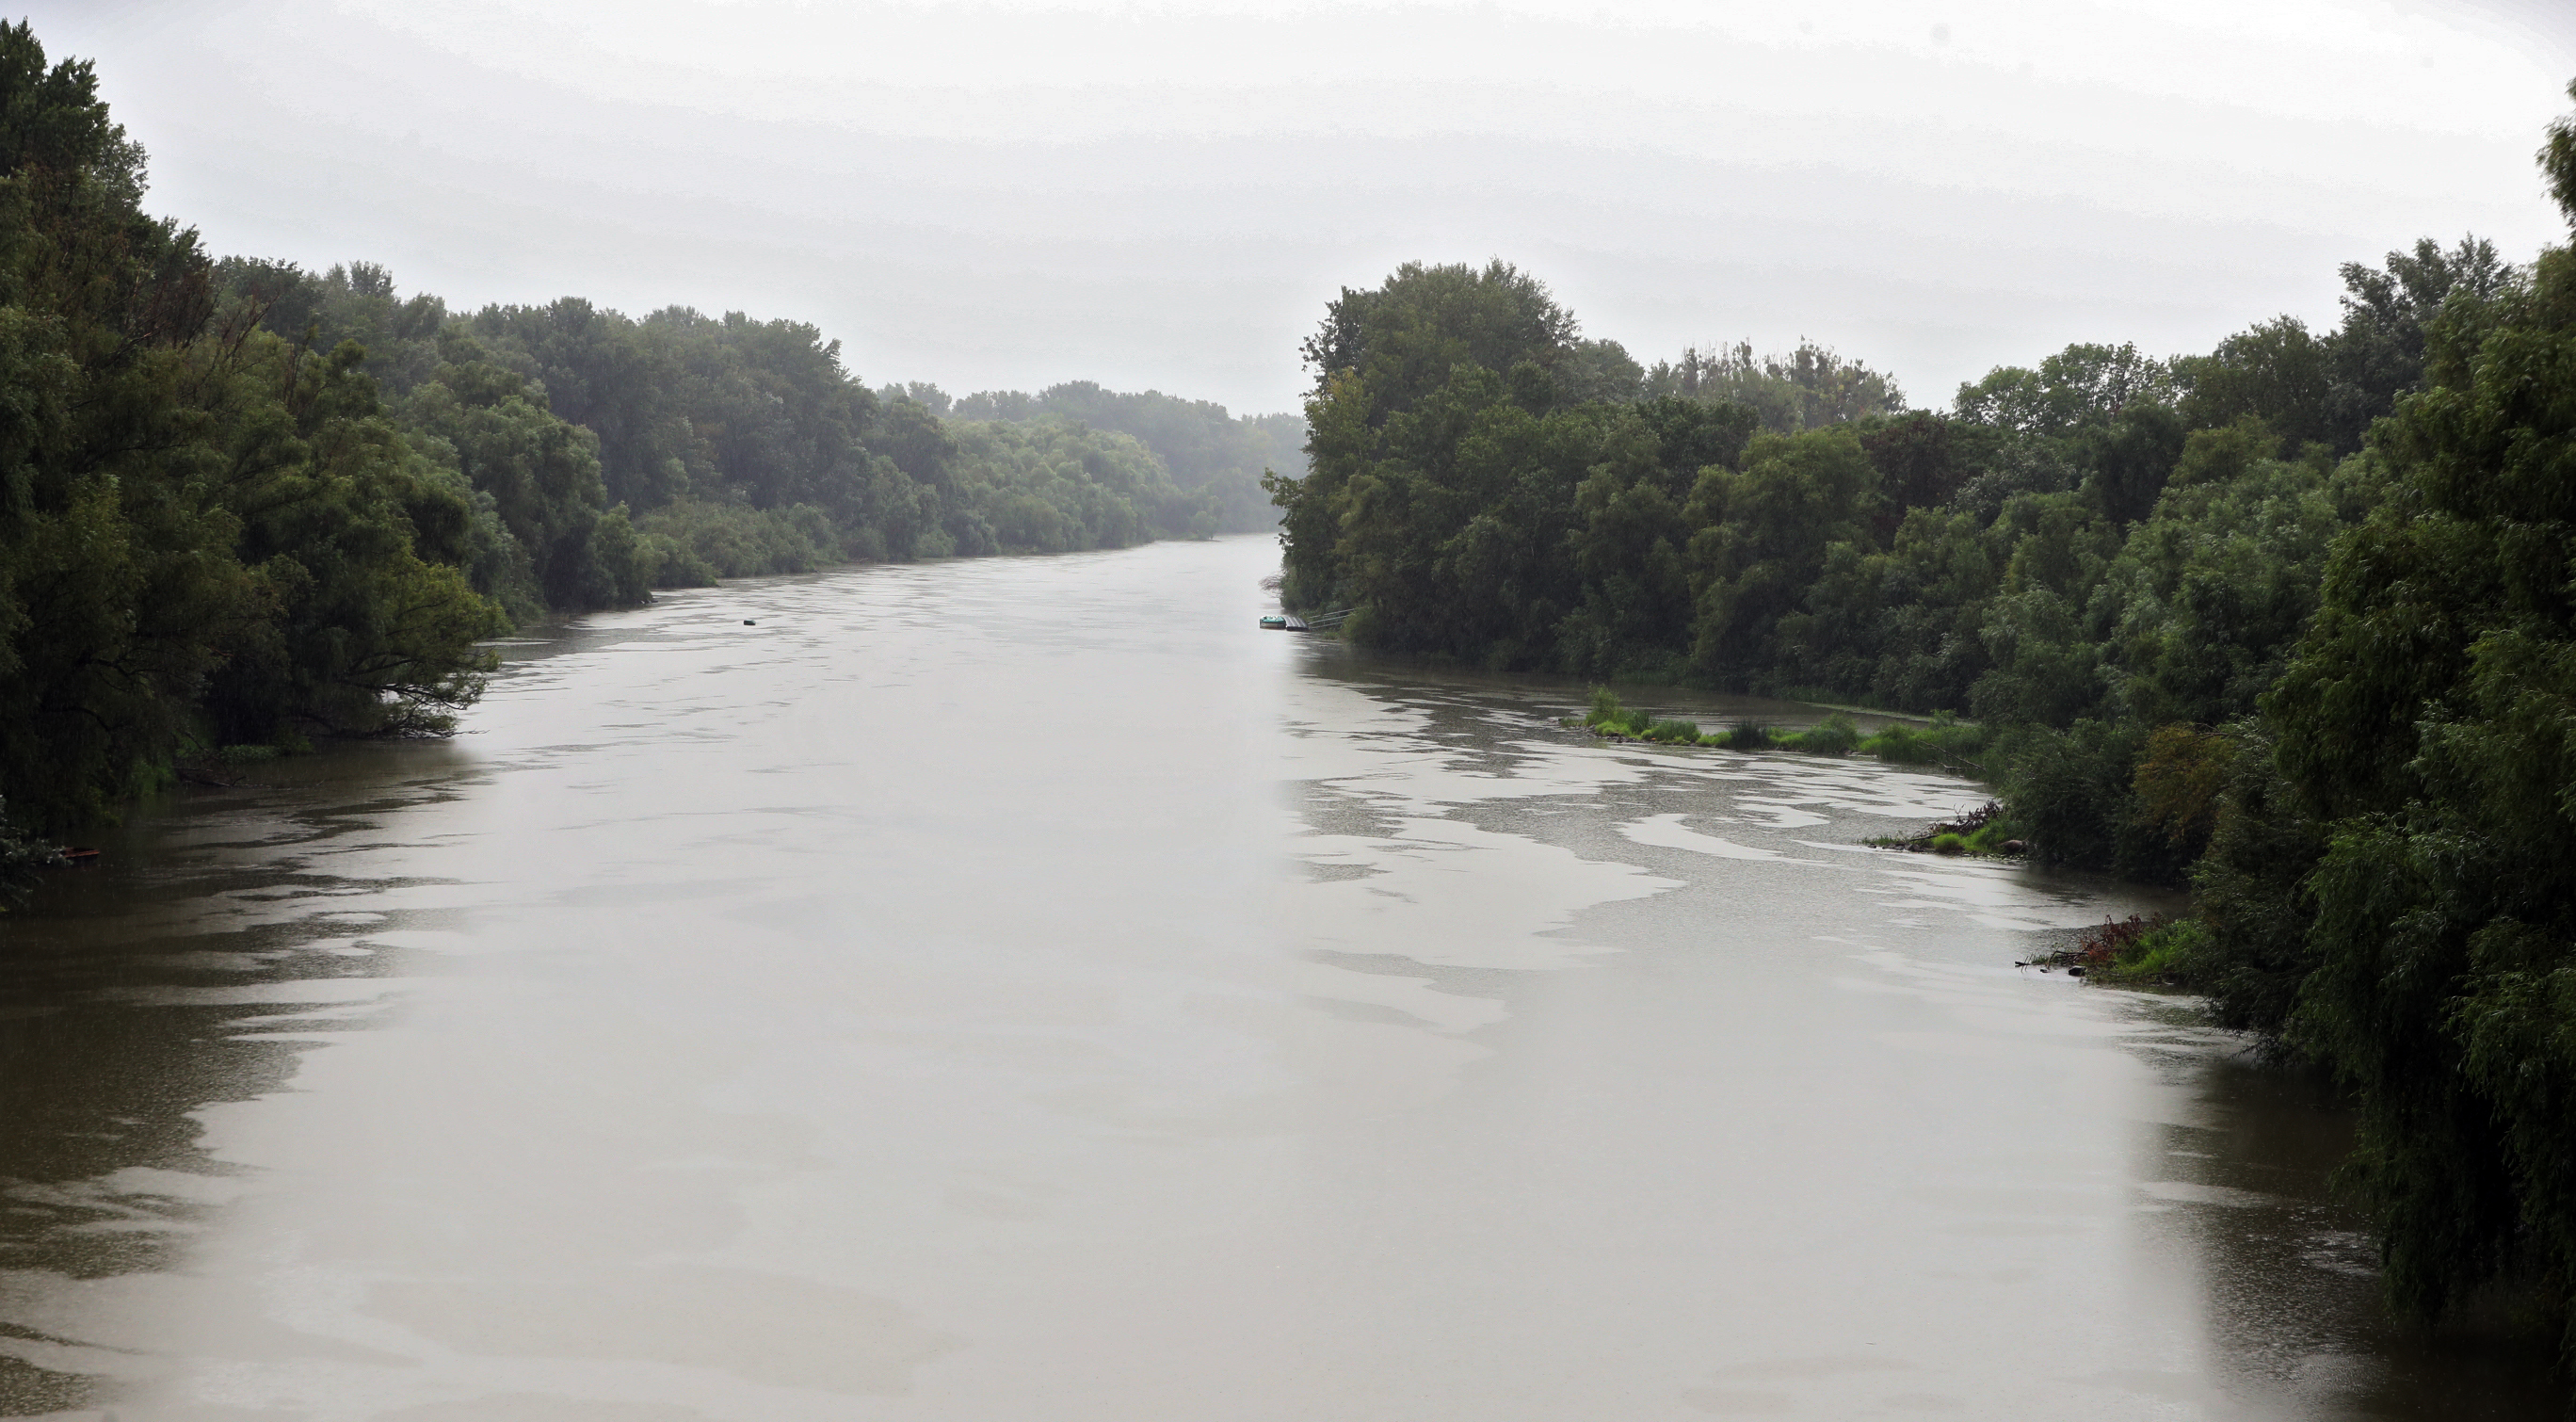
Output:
[0, 536, 2557, 1420]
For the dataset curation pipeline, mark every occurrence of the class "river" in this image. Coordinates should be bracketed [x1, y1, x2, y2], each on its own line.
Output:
[0, 534, 2559, 1420]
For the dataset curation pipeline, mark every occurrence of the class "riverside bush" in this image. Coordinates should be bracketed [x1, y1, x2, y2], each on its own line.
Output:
[1782, 713, 1860, 754]
[2097, 916, 2207, 985]
[1720, 719, 1773, 751]
[1855, 714, 1987, 770]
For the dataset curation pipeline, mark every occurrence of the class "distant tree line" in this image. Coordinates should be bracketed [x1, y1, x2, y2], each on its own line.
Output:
[0, 22, 1298, 841]
[926, 380, 1302, 535]
[1270, 92, 2576, 1366]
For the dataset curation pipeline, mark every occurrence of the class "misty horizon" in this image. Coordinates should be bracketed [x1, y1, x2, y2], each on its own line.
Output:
[29, 0, 2576, 416]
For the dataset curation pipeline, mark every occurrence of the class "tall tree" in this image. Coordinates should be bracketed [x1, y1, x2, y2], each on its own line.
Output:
[2249, 86, 2576, 1358]
[0, 23, 501, 832]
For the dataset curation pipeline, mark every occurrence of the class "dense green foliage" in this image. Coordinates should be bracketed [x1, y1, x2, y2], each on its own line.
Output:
[1271, 104, 2576, 1360]
[0, 23, 1299, 846]
[2185, 101, 2576, 1357]
[239, 267, 1285, 593]
[0, 24, 501, 835]
[1272, 254, 2478, 877]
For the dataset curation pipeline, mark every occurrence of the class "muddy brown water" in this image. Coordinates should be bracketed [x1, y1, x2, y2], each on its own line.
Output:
[0, 535, 2560, 1420]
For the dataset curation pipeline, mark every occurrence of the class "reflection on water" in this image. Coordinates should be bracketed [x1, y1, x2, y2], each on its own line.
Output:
[0, 536, 2559, 1420]
[0, 750, 471, 1410]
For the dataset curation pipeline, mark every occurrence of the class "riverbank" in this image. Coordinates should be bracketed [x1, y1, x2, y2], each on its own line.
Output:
[1564, 690, 2237, 994]
[1567, 687, 1989, 772]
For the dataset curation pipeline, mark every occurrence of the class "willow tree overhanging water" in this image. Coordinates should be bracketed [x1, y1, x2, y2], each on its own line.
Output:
[2213, 88, 2576, 1367]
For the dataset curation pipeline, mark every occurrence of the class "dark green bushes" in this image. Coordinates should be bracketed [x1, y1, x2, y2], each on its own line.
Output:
[1993, 721, 2163, 875]
[1718, 719, 1774, 751]
[1779, 713, 1860, 754]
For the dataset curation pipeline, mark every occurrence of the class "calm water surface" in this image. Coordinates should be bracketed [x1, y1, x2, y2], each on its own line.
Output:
[0, 536, 2559, 1420]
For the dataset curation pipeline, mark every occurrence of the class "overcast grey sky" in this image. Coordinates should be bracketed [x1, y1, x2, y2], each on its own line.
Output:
[27, 0, 2576, 415]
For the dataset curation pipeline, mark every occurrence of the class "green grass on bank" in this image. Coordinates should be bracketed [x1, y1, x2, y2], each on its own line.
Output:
[1575, 688, 1984, 766]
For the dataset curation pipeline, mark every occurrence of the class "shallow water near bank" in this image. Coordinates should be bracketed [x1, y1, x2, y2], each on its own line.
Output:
[0, 535, 2559, 1420]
